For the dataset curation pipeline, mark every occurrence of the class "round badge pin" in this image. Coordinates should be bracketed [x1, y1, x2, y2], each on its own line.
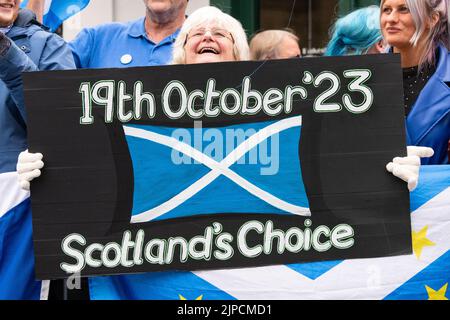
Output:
[120, 54, 133, 65]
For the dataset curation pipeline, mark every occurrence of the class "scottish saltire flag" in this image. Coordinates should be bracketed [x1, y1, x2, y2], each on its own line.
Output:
[0, 172, 49, 300]
[21, 0, 90, 32]
[89, 165, 450, 300]
[124, 117, 310, 223]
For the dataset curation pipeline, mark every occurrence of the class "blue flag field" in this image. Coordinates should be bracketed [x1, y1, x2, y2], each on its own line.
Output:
[124, 117, 310, 223]
[0, 172, 48, 300]
[21, 0, 90, 32]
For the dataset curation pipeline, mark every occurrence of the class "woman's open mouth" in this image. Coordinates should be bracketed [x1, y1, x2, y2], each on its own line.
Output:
[198, 47, 219, 55]
[0, 3, 14, 10]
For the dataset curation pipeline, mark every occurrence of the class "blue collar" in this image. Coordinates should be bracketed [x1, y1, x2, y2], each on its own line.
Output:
[127, 17, 147, 38]
[127, 17, 180, 44]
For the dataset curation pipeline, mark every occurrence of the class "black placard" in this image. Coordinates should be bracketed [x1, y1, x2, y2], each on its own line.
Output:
[23, 54, 410, 280]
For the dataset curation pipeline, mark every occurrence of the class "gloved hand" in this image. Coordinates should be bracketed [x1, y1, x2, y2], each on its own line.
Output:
[16, 150, 44, 191]
[386, 146, 434, 192]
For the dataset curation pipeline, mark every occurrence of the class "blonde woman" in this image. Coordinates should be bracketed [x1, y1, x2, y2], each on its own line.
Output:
[381, 0, 450, 164]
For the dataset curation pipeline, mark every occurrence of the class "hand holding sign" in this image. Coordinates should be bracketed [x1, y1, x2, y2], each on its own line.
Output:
[386, 146, 434, 192]
[16, 150, 44, 191]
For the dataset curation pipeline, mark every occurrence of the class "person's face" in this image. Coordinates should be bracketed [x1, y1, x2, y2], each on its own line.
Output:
[274, 36, 301, 59]
[184, 23, 236, 64]
[380, 0, 417, 50]
[0, 0, 20, 27]
[143, 0, 186, 17]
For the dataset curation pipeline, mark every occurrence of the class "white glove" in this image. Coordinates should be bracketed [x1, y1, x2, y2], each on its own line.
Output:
[386, 146, 434, 192]
[16, 150, 44, 191]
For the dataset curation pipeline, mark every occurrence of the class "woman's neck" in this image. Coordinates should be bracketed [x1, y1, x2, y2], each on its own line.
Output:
[394, 43, 426, 68]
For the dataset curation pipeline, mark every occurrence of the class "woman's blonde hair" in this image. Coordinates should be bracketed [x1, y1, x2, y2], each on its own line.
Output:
[249, 29, 300, 60]
[172, 6, 250, 64]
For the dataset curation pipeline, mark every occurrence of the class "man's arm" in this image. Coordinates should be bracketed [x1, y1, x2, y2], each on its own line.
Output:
[26, 0, 45, 23]
[0, 31, 75, 122]
[0, 32, 39, 121]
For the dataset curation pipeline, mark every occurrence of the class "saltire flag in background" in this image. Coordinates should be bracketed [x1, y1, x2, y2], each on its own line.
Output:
[21, 0, 91, 32]
[89, 165, 450, 300]
[0, 173, 49, 300]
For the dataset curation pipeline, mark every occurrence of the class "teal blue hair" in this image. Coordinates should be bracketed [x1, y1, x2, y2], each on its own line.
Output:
[325, 6, 383, 56]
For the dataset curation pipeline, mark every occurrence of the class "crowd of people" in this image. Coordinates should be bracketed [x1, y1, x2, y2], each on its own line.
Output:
[0, 0, 449, 299]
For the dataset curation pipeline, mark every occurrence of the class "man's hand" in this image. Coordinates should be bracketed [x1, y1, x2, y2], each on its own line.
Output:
[386, 146, 434, 192]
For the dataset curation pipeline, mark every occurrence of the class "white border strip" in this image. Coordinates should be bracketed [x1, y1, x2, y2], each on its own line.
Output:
[0, 171, 29, 219]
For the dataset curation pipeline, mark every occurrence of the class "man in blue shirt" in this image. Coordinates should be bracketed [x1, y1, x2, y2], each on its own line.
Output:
[69, 0, 189, 68]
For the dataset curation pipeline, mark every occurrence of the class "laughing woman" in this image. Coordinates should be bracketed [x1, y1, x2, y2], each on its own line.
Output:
[381, 0, 450, 164]
[171, 6, 249, 64]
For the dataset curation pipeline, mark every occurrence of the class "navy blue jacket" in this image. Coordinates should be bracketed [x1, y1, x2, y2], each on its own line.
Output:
[0, 9, 75, 174]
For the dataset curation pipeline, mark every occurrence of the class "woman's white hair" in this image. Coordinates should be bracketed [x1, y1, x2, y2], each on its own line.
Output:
[172, 6, 250, 64]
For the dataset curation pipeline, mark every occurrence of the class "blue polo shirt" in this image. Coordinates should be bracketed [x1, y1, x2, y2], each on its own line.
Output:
[69, 17, 180, 68]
